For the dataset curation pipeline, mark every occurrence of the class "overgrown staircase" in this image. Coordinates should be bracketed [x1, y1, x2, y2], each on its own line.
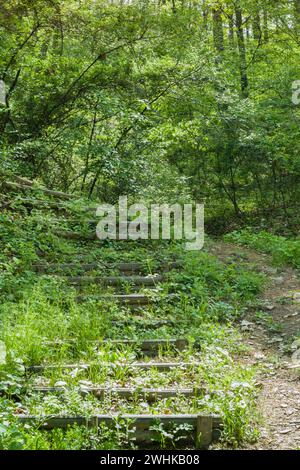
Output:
[1, 175, 222, 449]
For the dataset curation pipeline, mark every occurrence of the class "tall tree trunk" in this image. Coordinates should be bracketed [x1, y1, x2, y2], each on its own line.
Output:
[212, 7, 224, 53]
[235, 4, 249, 97]
[202, 0, 209, 31]
[0, 68, 20, 136]
[294, 0, 300, 33]
[252, 12, 261, 40]
[263, 9, 269, 43]
[81, 104, 98, 193]
[228, 13, 235, 46]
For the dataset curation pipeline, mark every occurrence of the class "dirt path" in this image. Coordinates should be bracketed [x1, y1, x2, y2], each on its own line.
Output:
[209, 241, 300, 450]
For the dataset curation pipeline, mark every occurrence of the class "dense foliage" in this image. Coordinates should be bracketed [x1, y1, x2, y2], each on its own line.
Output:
[1, 1, 299, 224]
[1, 2, 300, 451]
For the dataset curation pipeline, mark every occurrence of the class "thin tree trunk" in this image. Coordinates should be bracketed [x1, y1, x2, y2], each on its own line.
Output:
[212, 7, 224, 53]
[263, 9, 269, 43]
[252, 13, 261, 40]
[235, 4, 249, 97]
[229, 165, 242, 217]
[202, 0, 209, 31]
[294, 0, 300, 33]
[228, 13, 234, 46]
[0, 68, 21, 135]
[81, 105, 98, 193]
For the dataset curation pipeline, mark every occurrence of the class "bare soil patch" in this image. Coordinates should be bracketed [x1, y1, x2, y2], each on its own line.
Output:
[210, 241, 300, 450]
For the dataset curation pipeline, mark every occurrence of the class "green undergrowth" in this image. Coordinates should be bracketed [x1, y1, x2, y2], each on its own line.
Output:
[225, 229, 300, 270]
[0, 199, 264, 449]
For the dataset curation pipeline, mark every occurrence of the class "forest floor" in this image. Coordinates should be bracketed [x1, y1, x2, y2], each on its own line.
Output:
[210, 241, 300, 450]
[3, 179, 300, 450]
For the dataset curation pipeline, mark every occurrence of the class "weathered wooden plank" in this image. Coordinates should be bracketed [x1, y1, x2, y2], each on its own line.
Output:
[97, 338, 188, 350]
[13, 176, 35, 186]
[17, 414, 222, 447]
[33, 262, 143, 273]
[53, 230, 97, 240]
[76, 293, 176, 305]
[4, 180, 76, 200]
[111, 319, 176, 328]
[30, 386, 204, 401]
[13, 197, 96, 213]
[43, 338, 188, 357]
[12, 197, 66, 211]
[43, 218, 98, 226]
[42, 321, 176, 342]
[32, 262, 97, 273]
[53, 230, 138, 241]
[42, 338, 188, 355]
[32, 261, 181, 274]
[65, 275, 164, 286]
[27, 361, 202, 373]
[52, 229, 182, 244]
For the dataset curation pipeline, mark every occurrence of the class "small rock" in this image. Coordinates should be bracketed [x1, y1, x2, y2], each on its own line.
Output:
[278, 428, 293, 434]
[241, 320, 255, 331]
[79, 380, 93, 388]
[291, 339, 300, 351]
[268, 337, 284, 344]
[264, 267, 278, 275]
[284, 312, 299, 318]
[254, 352, 265, 360]
[291, 349, 300, 363]
[287, 363, 300, 369]
[54, 380, 67, 387]
[265, 304, 275, 311]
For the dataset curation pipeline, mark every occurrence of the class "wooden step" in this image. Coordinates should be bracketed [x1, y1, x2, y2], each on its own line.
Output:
[111, 319, 176, 328]
[42, 338, 188, 355]
[75, 293, 176, 305]
[33, 262, 146, 273]
[49, 219, 100, 232]
[49, 218, 178, 229]
[97, 338, 188, 350]
[4, 180, 76, 200]
[93, 338, 189, 355]
[53, 230, 97, 240]
[53, 230, 135, 241]
[13, 197, 66, 211]
[53, 230, 170, 241]
[13, 175, 35, 187]
[17, 414, 222, 448]
[27, 361, 202, 373]
[65, 275, 164, 287]
[14, 197, 96, 214]
[52, 230, 180, 243]
[30, 386, 203, 401]
[46, 218, 98, 226]
[32, 261, 181, 274]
